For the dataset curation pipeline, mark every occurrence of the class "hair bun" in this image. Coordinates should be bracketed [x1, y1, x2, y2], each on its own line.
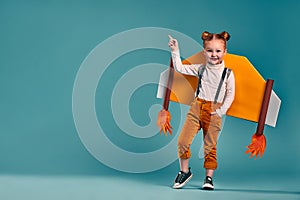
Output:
[219, 31, 231, 41]
[201, 31, 213, 41]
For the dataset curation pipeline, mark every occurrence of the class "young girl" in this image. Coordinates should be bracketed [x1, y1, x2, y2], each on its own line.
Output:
[168, 31, 235, 190]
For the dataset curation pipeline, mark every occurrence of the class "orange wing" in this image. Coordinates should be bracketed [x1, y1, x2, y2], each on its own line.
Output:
[169, 51, 266, 123]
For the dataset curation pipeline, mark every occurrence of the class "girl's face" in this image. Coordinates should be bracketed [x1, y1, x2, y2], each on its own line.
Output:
[204, 39, 227, 65]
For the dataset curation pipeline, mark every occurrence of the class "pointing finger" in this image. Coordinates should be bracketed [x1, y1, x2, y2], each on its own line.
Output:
[168, 35, 174, 40]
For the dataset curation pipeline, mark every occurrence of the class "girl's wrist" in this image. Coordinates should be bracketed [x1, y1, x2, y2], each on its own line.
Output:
[215, 109, 223, 117]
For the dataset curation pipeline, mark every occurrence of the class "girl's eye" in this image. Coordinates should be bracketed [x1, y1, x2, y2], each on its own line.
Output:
[206, 49, 213, 52]
[216, 50, 222, 53]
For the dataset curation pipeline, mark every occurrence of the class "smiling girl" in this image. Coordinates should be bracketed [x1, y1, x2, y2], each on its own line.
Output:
[168, 31, 235, 190]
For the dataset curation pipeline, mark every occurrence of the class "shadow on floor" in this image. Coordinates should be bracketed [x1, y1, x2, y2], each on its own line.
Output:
[164, 182, 300, 196]
[215, 188, 300, 196]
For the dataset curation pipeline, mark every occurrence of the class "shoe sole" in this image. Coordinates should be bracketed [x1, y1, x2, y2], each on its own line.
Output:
[202, 183, 214, 190]
[172, 174, 193, 189]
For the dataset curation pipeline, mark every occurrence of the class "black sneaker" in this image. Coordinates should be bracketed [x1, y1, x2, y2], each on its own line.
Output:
[173, 168, 193, 189]
[202, 176, 214, 190]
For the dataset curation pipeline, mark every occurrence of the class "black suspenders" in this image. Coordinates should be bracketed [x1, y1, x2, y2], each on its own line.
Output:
[196, 66, 231, 103]
[195, 66, 206, 98]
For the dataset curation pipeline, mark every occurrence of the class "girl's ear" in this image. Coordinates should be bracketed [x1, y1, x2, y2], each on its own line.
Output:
[224, 48, 227, 55]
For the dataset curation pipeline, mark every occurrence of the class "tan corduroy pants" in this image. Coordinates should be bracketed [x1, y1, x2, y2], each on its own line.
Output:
[178, 97, 222, 170]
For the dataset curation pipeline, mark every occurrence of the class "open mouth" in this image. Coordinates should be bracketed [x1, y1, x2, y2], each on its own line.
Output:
[210, 57, 219, 61]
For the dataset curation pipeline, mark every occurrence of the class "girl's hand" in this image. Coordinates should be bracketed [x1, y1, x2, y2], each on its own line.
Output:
[211, 111, 217, 115]
[211, 111, 222, 117]
[168, 35, 178, 51]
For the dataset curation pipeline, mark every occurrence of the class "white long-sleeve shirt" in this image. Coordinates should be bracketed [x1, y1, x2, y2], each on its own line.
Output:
[171, 50, 235, 117]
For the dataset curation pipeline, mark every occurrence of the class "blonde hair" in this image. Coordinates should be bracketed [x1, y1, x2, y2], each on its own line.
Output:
[201, 31, 231, 48]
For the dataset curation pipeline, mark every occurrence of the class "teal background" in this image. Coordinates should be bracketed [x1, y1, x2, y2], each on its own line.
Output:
[1, 0, 300, 199]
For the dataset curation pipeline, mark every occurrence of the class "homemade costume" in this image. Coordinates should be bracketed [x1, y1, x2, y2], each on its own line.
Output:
[157, 51, 281, 159]
[171, 49, 235, 169]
